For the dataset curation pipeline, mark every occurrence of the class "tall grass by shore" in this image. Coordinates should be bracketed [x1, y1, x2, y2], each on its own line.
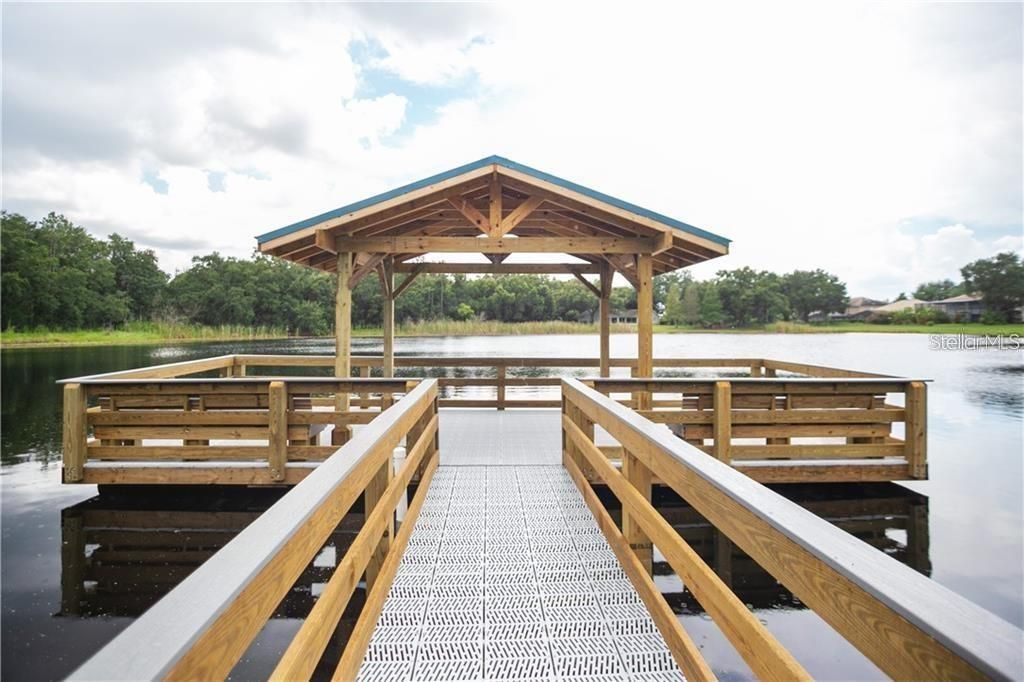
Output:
[1, 321, 289, 348]
[354, 320, 637, 337]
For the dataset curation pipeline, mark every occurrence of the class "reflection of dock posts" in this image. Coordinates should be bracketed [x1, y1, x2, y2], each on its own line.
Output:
[60, 509, 85, 616]
[713, 529, 733, 589]
[908, 496, 932, 577]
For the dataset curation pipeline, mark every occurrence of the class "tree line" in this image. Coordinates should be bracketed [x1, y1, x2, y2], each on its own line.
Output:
[2, 212, 1021, 333]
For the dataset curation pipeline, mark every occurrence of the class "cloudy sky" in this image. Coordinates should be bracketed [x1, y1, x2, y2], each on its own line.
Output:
[2, 2, 1021, 298]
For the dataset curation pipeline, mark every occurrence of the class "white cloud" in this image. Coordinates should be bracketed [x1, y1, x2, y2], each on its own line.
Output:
[1, 2, 1020, 296]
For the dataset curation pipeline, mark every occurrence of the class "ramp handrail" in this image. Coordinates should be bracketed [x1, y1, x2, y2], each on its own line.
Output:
[69, 379, 440, 681]
[561, 377, 1022, 681]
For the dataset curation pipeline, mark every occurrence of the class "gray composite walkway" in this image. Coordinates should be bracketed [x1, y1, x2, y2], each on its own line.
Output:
[357, 410, 684, 681]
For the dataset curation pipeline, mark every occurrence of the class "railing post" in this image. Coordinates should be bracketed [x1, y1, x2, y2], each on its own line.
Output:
[905, 381, 927, 479]
[749, 362, 762, 377]
[622, 450, 654, 575]
[713, 381, 731, 462]
[364, 454, 394, 591]
[268, 381, 287, 482]
[62, 383, 87, 483]
[496, 365, 507, 411]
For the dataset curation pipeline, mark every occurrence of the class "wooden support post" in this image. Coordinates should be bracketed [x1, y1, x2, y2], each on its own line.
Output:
[496, 365, 507, 411]
[381, 257, 395, 379]
[599, 261, 612, 378]
[636, 254, 653, 411]
[622, 450, 654, 575]
[364, 456, 393, 591]
[333, 252, 353, 445]
[749, 363, 762, 377]
[713, 381, 731, 462]
[268, 381, 287, 482]
[905, 381, 927, 479]
[62, 383, 86, 483]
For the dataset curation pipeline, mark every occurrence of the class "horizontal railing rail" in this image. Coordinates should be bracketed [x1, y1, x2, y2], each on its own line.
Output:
[561, 377, 1022, 680]
[587, 377, 928, 479]
[69, 378, 440, 681]
[61, 377, 416, 485]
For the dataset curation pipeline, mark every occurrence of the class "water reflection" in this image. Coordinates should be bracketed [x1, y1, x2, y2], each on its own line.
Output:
[58, 488, 365, 624]
[647, 483, 931, 612]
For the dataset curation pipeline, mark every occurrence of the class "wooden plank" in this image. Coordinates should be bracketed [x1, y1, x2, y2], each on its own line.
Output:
[497, 195, 544, 236]
[447, 196, 491, 234]
[572, 271, 601, 297]
[562, 414, 810, 680]
[268, 381, 287, 481]
[488, 171, 502, 237]
[333, 444, 439, 680]
[333, 235, 657, 254]
[636, 253, 653, 413]
[393, 262, 601, 274]
[69, 380, 439, 681]
[905, 381, 927, 479]
[728, 444, 904, 459]
[88, 411, 270, 426]
[335, 252, 353, 445]
[713, 381, 730, 461]
[270, 413, 437, 681]
[91, 425, 289, 440]
[562, 378, 1019, 681]
[63, 384, 87, 482]
[622, 451, 653, 574]
[393, 263, 425, 298]
[364, 456, 394, 590]
[562, 452, 715, 682]
[599, 261, 612, 378]
[87, 446, 269, 460]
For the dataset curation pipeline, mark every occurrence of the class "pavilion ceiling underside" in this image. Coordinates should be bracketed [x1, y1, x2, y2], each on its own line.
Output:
[262, 174, 726, 280]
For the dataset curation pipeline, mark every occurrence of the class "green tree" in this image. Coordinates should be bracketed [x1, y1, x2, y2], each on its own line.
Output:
[961, 252, 1024, 322]
[912, 279, 962, 302]
[680, 283, 701, 325]
[698, 284, 724, 328]
[661, 283, 684, 326]
[782, 269, 847, 321]
[715, 267, 789, 326]
[108, 234, 168, 319]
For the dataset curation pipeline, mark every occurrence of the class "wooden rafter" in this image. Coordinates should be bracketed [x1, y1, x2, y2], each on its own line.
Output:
[573, 272, 601, 298]
[393, 264, 426, 298]
[446, 197, 491, 235]
[497, 196, 544, 237]
[349, 253, 387, 288]
[333, 236, 658, 254]
[393, 263, 600, 274]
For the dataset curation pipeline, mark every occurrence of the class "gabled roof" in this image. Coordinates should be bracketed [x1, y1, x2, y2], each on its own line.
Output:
[256, 155, 730, 276]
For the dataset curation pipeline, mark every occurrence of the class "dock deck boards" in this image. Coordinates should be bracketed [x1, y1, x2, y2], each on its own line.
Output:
[362, 465, 684, 681]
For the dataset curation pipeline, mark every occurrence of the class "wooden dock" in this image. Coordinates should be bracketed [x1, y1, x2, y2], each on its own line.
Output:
[64, 377, 1022, 681]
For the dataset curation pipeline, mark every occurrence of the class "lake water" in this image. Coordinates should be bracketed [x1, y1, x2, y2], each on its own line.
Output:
[2, 333, 1022, 680]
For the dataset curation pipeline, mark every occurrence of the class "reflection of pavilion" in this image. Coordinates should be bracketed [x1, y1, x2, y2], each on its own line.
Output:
[647, 483, 931, 613]
[59, 491, 365, 620]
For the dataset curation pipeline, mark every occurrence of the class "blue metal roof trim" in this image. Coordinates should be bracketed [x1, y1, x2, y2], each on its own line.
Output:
[257, 154, 730, 247]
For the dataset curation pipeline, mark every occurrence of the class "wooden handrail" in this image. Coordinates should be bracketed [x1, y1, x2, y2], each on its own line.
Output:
[68, 379, 439, 681]
[561, 378, 1022, 680]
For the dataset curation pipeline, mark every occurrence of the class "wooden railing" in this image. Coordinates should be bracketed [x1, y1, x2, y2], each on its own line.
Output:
[69, 378, 440, 681]
[234, 354, 886, 409]
[588, 376, 928, 480]
[60, 375, 414, 485]
[561, 378, 1021, 681]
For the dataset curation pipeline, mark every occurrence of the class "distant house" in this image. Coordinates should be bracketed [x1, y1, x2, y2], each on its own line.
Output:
[870, 298, 926, 315]
[843, 296, 887, 320]
[577, 309, 660, 324]
[927, 294, 985, 322]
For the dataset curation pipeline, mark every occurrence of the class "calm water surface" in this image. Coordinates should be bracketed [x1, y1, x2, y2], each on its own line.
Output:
[2, 333, 1022, 679]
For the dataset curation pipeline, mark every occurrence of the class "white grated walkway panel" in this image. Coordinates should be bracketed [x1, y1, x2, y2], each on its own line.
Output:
[359, 466, 685, 681]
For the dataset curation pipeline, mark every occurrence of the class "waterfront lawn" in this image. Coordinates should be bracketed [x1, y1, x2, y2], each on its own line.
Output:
[1, 322, 289, 348]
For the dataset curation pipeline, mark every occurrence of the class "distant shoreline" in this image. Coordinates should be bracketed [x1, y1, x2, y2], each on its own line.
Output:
[2, 320, 1022, 349]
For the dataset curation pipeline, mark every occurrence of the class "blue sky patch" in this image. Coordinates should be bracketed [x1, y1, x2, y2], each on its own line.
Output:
[206, 170, 226, 192]
[349, 36, 482, 138]
[141, 168, 168, 195]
